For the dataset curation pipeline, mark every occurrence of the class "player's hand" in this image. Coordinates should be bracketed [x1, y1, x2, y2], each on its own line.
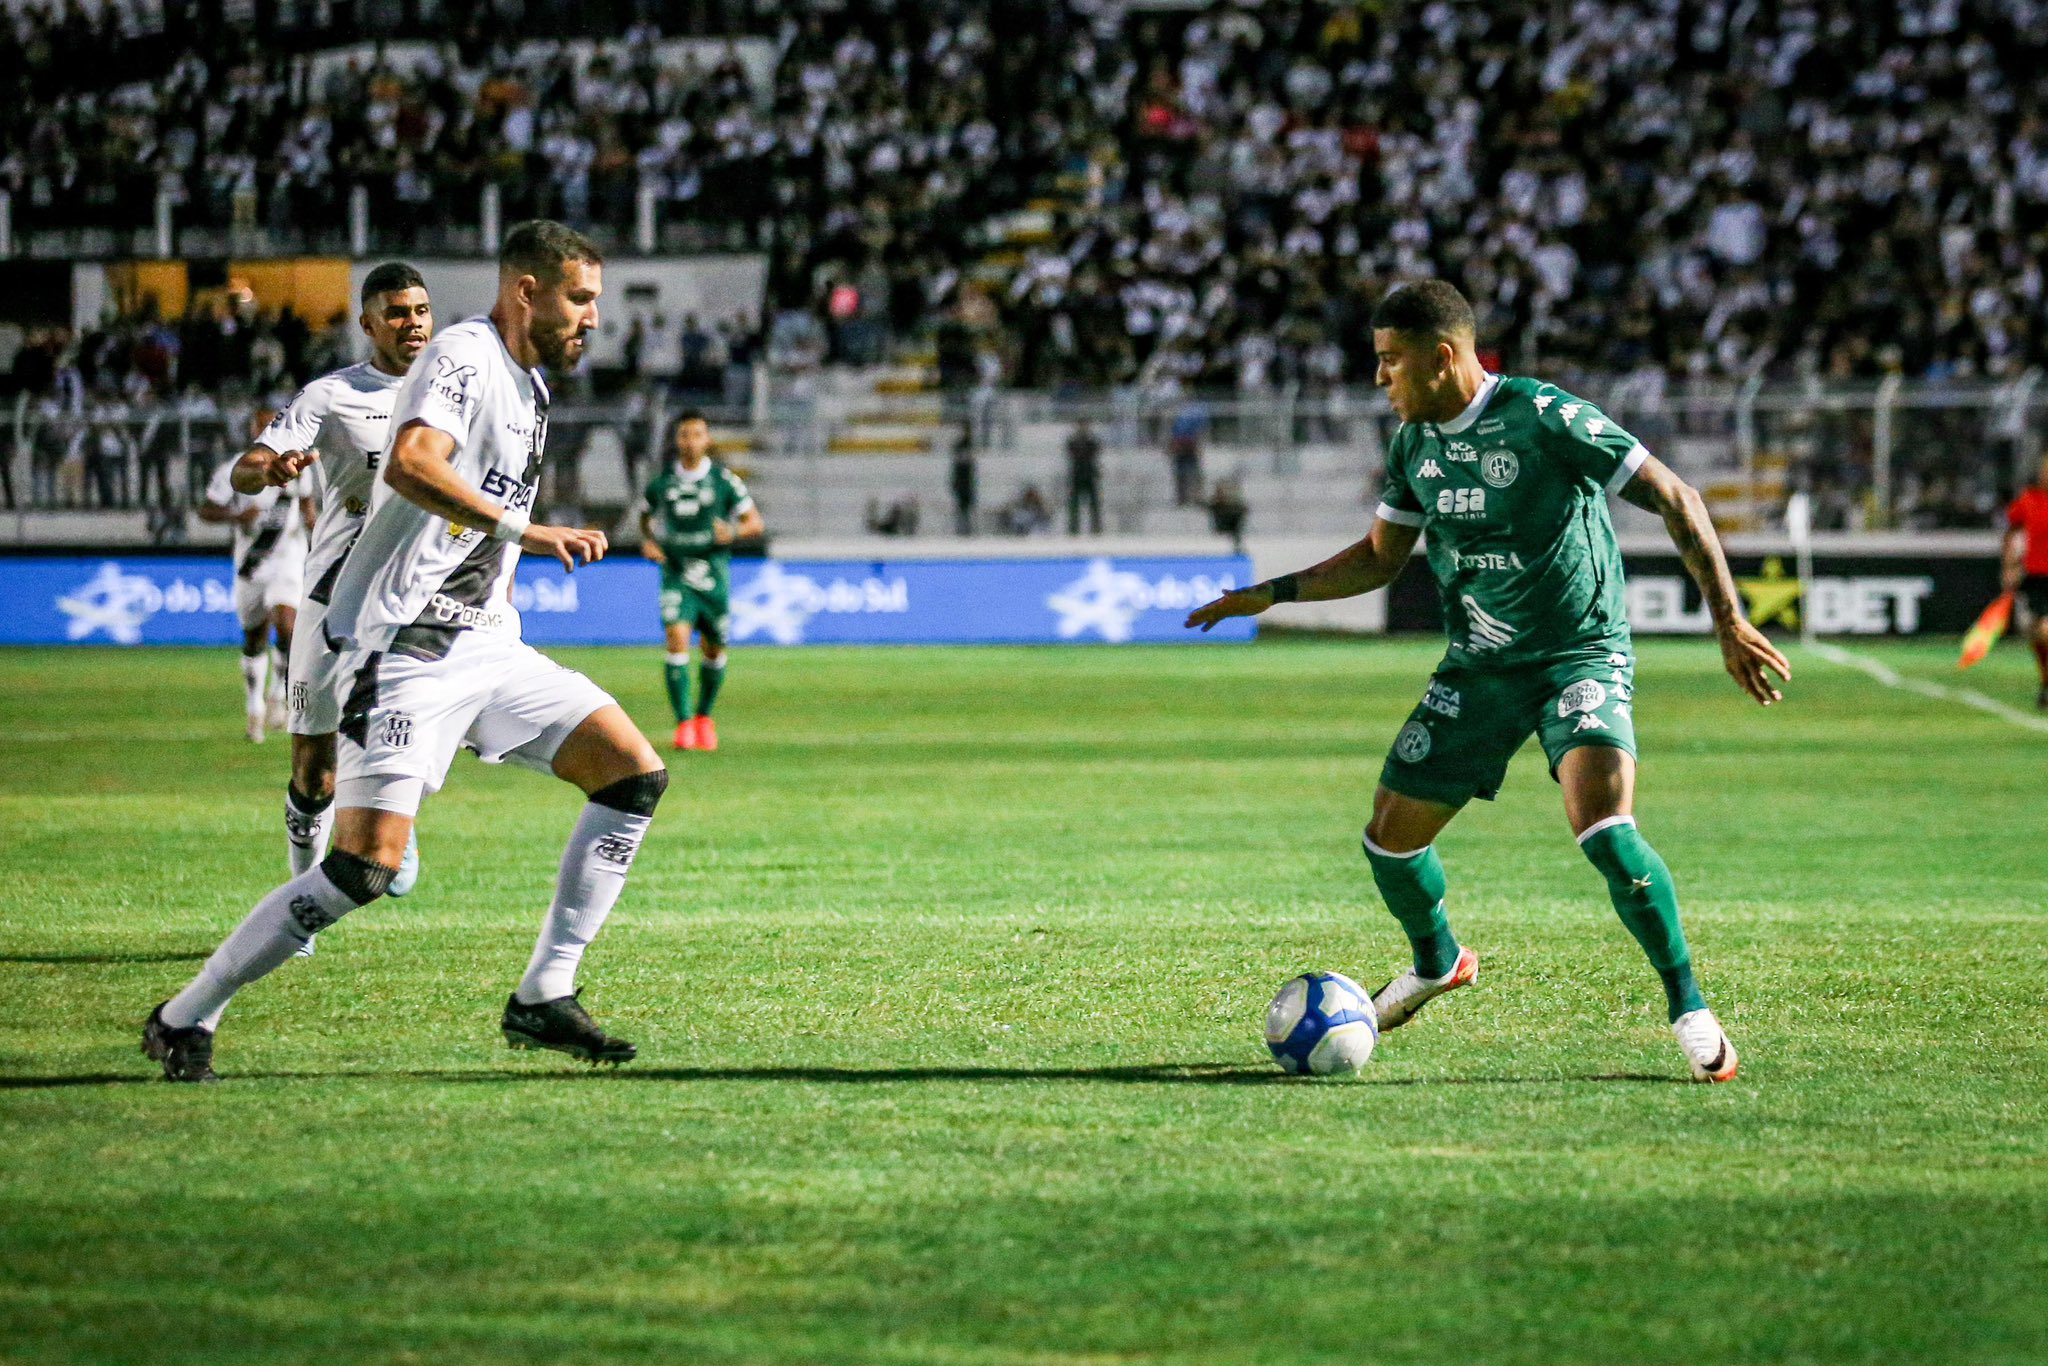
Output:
[1184, 585, 1273, 632]
[1717, 616, 1791, 706]
[522, 524, 609, 571]
[641, 540, 667, 565]
[263, 450, 318, 487]
[711, 519, 735, 545]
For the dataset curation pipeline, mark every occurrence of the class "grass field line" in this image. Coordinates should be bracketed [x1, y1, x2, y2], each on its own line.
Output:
[1804, 641, 2048, 735]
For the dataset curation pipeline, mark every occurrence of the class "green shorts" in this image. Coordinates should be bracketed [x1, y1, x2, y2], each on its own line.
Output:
[1379, 647, 1638, 808]
[659, 562, 731, 645]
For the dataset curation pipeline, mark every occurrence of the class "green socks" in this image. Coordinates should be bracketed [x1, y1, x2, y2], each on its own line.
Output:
[663, 654, 690, 724]
[693, 657, 727, 719]
[1578, 818, 1707, 1022]
[1364, 838, 1460, 978]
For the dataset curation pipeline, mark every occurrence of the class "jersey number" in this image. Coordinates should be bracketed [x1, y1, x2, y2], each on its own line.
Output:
[1437, 488, 1487, 515]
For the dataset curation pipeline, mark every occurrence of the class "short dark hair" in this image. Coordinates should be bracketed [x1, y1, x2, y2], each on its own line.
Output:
[1371, 280, 1477, 339]
[675, 407, 708, 426]
[500, 220, 604, 283]
[360, 262, 426, 309]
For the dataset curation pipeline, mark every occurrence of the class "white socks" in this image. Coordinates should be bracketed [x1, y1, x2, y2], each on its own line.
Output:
[161, 863, 368, 1031]
[285, 788, 333, 877]
[240, 652, 267, 716]
[515, 800, 653, 1005]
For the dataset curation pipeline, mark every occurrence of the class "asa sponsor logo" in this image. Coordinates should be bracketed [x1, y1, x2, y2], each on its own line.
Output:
[1045, 559, 1240, 644]
[1436, 487, 1487, 516]
[1480, 450, 1520, 488]
[55, 562, 235, 644]
[731, 562, 911, 645]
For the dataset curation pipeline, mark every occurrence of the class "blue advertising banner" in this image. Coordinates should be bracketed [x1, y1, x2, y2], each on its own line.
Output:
[0, 554, 1256, 647]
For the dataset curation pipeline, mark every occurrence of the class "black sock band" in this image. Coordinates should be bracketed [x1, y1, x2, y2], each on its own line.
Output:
[320, 849, 396, 905]
[589, 769, 669, 817]
[287, 784, 334, 816]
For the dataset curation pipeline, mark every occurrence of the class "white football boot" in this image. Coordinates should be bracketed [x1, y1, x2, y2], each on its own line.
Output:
[245, 709, 266, 743]
[1370, 945, 1479, 1030]
[1672, 1008, 1738, 1082]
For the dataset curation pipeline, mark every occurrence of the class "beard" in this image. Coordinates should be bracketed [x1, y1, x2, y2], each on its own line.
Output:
[529, 313, 586, 372]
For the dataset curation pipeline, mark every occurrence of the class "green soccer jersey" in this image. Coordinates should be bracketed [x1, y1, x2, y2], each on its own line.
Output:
[1377, 375, 1646, 668]
[639, 458, 755, 572]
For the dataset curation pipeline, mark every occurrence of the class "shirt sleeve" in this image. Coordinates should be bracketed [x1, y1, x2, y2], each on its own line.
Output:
[392, 332, 487, 448]
[725, 469, 756, 517]
[252, 381, 329, 455]
[203, 460, 239, 509]
[2009, 495, 2030, 530]
[1375, 429, 1426, 527]
[1534, 383, 1649, 494]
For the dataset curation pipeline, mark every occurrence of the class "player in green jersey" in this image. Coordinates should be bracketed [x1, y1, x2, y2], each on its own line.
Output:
[639, 409, 763, 752]
[1187, 281, 1790, 1082]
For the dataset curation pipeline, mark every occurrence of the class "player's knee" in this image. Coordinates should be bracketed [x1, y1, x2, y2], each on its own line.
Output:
[590, 767, 668, 817]
[319, 848, 396, 906]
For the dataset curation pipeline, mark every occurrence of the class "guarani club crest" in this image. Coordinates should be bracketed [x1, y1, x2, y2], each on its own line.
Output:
[1480, 449, 1520, 488]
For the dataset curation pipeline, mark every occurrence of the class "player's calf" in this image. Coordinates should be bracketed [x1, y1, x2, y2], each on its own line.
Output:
[1576, 815, 1707, 1025]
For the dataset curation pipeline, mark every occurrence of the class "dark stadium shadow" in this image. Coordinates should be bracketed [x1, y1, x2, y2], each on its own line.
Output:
[0, 952, 208, 966]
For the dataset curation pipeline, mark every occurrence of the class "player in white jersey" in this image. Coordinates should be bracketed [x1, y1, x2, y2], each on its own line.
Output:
[146, 221, 668, 1081]
[228, 264, 434, 908]
[198, 417, 315, 743]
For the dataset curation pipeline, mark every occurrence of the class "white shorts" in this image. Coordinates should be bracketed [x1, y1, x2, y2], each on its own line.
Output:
[334, 630, 617, 817]
[234, 569, 303, 631]
[286, 597, 346, 735]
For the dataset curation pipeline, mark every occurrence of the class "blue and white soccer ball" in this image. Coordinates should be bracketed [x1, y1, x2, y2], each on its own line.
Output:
[1264, 971, 1379, 1076]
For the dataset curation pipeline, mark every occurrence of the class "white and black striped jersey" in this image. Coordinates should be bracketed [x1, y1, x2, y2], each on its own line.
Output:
[322, 317, 549, 661]
[252, 361, 405, 606]
[203, 457, 311, 586]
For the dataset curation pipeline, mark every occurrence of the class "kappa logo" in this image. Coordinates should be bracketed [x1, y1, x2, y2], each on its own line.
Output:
[1572, 712, 1610, 732]
[1480, 450, 1520, 488]
[593, 834, 641, 866]
[382, 712, 414, 748]
[1558, 402, 1583, 425]
[1584, 418, 1606, 439]
[1419, 458, 1445, 479]
[1533, 393, 1555, 414]
[1394, 720, 1432, 762]
[1557, 679, 1609, 716]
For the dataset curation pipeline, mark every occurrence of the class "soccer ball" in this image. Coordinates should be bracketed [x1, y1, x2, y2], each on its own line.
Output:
[1264, 971, 1379, 1076]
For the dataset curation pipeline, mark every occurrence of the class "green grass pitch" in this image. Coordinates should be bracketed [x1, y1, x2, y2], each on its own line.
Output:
[2, 636, 2044, 1364]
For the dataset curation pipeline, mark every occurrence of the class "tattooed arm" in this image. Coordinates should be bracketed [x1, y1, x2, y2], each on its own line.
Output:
[1619, 454, 1791, 705]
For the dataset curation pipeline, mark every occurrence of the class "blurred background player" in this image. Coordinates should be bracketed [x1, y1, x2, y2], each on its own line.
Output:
[1187, 281, 1789, 1083]
[230, 262, 434, 921]
[2001, 456, 2048, 709]
[198, 409, 314, 742]
[639, 409, 762, 752]
[145, 220, 667, 1081]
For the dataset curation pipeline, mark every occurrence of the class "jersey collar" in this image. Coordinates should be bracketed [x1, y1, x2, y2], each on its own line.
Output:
[1434, 372, 1501, 435]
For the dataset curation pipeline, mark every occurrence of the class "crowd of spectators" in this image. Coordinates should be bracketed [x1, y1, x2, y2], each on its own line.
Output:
[11, 0, 2048, 397]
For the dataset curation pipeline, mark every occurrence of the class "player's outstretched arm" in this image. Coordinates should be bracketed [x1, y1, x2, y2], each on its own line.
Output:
[384, 419, 608, 571]
[1184, 517, 1421, 631]
[1619, 454, 1790, 706]
[229, 446, 317, 495]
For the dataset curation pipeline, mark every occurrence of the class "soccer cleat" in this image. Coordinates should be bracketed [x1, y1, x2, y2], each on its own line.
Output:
[293, 935, 317, 959]
[387, 832, 421, 897]
[245, 711, 266, 743]
[673, 719, 698, 751]
[501, 991, 637, 1065]
[142, 1003, 219, 1083]
[1673, 1008, 1739, 1083]
[1370, 945, 1479, 1031]
[265, 694, 289, 731]
[694, 716, 719, 751]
